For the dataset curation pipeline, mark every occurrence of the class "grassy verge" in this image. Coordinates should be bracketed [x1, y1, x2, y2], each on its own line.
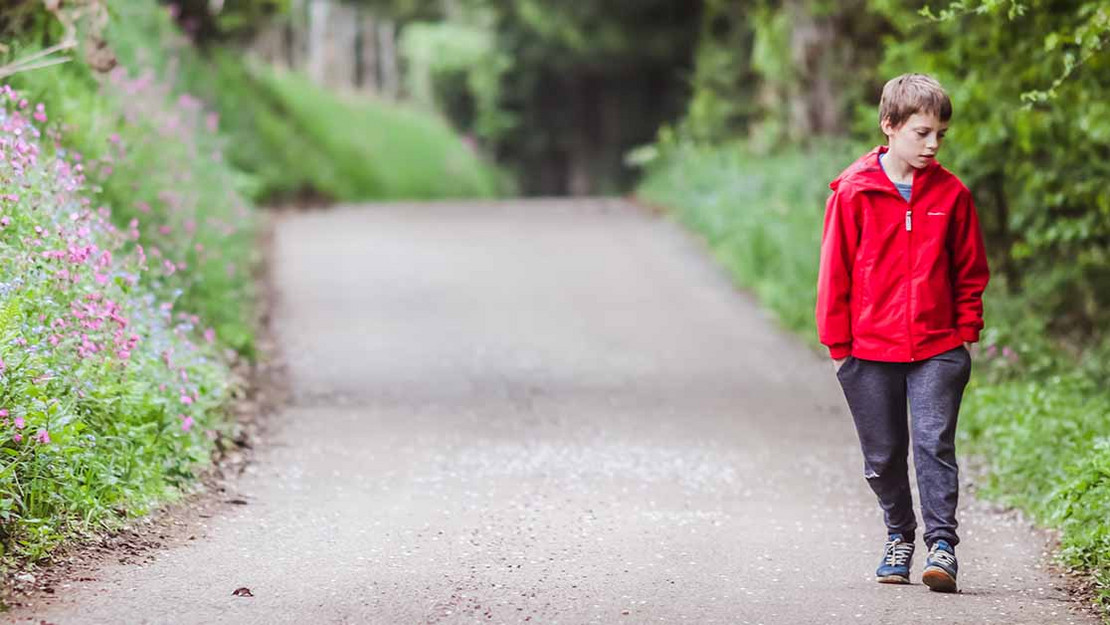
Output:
[0, 75, 242, 563]
[99, 1, 507, 204]
[258, 68, 507, 201]
[636, 139, 1110, 618]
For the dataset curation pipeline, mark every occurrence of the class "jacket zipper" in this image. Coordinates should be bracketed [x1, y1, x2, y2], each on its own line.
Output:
[905, 206, 915, 361]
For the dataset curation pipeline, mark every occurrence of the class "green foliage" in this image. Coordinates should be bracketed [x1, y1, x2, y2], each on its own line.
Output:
[874, 0, 1110, 339]
[7, 4, 259, 354]
[178, 49, 344, 202]
[260, 68, 506, 200]
[673, 0, 1110, 339]
[637, 139, 853, 337]
[392, 0, 702, 194]
[676, 0, 760, 143]
[349, 0, 443, 22]
[961, 377, 1110, 609]
[400, 18, 517, 143]
[0, 0, 244, 563]
[745, 0, 888, 147]
[500, 0, 695, 62]
[101, 0, 507, 203]
[0, 84, 234, 562]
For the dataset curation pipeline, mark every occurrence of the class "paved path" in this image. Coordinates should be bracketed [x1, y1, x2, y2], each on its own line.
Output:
[12, 199, 1095, 624]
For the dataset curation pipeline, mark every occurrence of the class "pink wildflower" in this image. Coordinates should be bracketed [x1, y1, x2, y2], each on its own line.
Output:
[12, 433, 22, 443]
[36, 429, 50, 444]
[33, 103, 46, 123]
[180, 395, 193, 405]
[181, 415, 194, 432]
[14, 416, 25, 429]
[0, 216, 9, 227]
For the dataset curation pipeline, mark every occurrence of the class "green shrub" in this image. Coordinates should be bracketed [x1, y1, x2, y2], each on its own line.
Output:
[636, 139, 851, 338]
[0, 86, 233, 560]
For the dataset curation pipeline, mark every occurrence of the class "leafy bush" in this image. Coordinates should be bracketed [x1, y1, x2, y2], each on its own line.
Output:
[8, 5, 259, 354]
[400, 19, 517, 142]
[636, 139, 852, 337]
[0, 86, 232, 559]
[873, 0, 1110, 340]
[961, 376, 1110, 608]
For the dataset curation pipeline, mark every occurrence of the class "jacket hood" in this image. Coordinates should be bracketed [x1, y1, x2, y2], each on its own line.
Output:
[829, 145, 942, 194]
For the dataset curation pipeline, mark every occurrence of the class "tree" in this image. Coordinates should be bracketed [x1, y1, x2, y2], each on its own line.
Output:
[462, 0, 705, 194]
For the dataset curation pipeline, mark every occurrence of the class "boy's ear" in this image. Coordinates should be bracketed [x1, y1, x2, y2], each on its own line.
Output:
[880, 116, 895, 137]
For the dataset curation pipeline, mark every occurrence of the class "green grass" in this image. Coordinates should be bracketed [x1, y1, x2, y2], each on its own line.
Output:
[259, 68, 507, 201]
[636, 139, 1110, 619]
[635, 140, 851, 338]
[99, 1, 508, 204]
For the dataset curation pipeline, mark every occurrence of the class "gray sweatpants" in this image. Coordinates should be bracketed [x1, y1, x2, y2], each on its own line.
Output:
[836, 346, 972, 547]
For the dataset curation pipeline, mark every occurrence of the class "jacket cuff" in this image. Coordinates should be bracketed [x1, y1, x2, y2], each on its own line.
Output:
[828, 344, 852, 360]
[958, 326, 981, 343]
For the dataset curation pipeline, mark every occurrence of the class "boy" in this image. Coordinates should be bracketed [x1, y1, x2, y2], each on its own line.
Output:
[815, 73, 990, 593]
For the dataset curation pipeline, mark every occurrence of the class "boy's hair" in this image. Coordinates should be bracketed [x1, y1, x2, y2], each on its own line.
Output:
[879, 73, 952, 128]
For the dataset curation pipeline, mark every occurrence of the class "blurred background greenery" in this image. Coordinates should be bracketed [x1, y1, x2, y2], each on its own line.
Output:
[2, 0, 1109, 614]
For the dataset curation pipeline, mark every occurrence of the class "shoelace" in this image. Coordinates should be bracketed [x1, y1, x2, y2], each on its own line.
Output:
[929, 546, 956, 568]
[884, 540, 914, 567]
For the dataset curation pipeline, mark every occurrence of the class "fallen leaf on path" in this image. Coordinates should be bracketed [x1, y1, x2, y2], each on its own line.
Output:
[232, 587, 254, 597]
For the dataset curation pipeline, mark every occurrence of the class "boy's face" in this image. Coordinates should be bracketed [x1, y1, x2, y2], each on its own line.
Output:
[881, 111, 948, 169]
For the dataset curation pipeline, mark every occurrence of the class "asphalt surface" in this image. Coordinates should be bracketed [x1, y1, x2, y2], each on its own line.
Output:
[11, 199, 1096, 624]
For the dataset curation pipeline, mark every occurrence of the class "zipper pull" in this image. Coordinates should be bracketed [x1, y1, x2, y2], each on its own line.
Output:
[905, 210, 913, 232]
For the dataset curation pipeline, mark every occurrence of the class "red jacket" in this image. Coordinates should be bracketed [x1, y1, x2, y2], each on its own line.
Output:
[816, 146, 990, 362]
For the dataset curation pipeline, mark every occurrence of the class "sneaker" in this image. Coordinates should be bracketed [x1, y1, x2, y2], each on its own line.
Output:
[922, 540, 958, 593]
[876, 534, 915, 584]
